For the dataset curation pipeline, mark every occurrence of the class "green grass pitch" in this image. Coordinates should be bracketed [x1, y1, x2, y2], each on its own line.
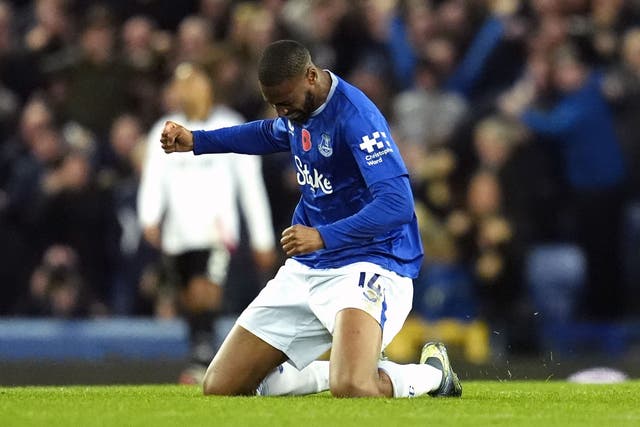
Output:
[1, 381, 639, 427]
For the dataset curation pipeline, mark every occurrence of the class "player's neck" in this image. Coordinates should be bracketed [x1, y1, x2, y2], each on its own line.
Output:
[314, 70, 332, 108]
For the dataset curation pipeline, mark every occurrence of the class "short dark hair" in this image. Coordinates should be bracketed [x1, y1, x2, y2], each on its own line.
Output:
[258, 40, 311, 86]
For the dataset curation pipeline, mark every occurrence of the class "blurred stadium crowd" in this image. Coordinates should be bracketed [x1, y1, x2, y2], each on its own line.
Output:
[1, 0, 640, 360]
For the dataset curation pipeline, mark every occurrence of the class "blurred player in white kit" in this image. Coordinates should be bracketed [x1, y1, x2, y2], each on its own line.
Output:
[138, 63, 276, 383]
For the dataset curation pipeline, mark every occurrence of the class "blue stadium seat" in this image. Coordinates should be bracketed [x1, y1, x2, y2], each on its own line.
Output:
[413, 262, 477, 322]
[525, 244, 628, 356]
[526, 244, 586, 323]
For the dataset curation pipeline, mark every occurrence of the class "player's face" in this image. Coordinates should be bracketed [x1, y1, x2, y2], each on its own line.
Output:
[261, 70, 317, 124]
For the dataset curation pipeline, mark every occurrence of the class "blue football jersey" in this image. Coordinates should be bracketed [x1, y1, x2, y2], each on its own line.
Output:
[274, 73, 423, 277]
[193, 72, 424, 278]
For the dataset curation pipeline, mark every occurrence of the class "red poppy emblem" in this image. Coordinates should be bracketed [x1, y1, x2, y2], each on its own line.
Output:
[301, 129, 312, 152]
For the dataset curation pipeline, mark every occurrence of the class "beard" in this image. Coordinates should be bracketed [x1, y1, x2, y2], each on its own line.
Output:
[288, 90, 315, 124]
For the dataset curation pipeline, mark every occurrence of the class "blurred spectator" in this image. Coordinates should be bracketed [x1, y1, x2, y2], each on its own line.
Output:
[77, 0, 198, 31]
[392, 58, 468, 149]
[438, 169, 515, 322]
[0, 97, 57, 312]
[196, 0, 232, 41]
[0, 97, 53, 189]
[2, 100, 63, 250]
[100, 114, 143, 184]
[228, 2, 281, 58]
[455, 169, 527, 350]
[436, 0, 482, 48]
[347, 54, 394, 116]
[443, 0, 525, 102]
[0, 2, 21, 142]
[31, 146, 120, 312]
[281, 0, 343, 66]
[100, 114, 158, 315]
[169, 15, 217, 71]
[119, 15, 168, 127]
[501, 43, 627, 320]
[1, 2, 43, 129]
[385, 0, 437, 89]
[23, 0, 75, 62]
[285, 0, 380, 79]
[2, 98, 118, 314]
[440, 150, 537, 354]
[137, 63, 276, 382]
[588, 0, 640, 65]
[224, 2, 283, 119]
[14, 244, 91, 317]
[54, 5, 134, 147]
[603, 27, 640, 197]
[472, 114, 557, 242]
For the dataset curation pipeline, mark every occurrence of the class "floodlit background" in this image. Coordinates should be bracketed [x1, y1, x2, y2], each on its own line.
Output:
[1, 0, 639, 384]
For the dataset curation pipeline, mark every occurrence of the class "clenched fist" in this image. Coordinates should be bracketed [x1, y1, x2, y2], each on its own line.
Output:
[280, 224, 325, 256]
[161, 120, 194, 153]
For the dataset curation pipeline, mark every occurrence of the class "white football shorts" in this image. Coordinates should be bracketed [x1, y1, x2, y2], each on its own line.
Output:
[236, 258, 413, 369]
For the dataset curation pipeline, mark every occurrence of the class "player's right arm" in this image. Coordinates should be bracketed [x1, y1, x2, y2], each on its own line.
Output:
[161, 119, 290, 155]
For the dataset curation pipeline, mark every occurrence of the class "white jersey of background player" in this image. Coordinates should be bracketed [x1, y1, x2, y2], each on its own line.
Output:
[139, 76, 274, 261]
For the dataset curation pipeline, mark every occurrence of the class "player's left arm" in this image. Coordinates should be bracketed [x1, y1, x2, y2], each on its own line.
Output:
[315, 109, 416, 249]
[314, 176, 414, 250]
[280, 177, 414, 256]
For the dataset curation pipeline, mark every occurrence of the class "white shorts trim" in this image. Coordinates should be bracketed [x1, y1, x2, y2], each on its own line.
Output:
[236, 259, 413, 369]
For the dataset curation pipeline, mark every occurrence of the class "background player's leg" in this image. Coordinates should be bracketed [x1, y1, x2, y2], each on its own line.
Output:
[329, 308, 393, 397]
[181, 276, 222, 380]
[171, 248, 229, 384]
[202, 324, 287, 395]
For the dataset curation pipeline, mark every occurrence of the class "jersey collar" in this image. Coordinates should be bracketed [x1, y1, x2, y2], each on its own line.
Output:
[310, 70, 338, 118]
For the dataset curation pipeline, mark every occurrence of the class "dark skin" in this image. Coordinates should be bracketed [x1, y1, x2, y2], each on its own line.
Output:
[161, 63, 395, 397]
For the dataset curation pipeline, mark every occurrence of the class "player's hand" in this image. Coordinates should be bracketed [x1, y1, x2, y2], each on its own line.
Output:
[161, 120, 194, 153]
[280, 224, 325, 256]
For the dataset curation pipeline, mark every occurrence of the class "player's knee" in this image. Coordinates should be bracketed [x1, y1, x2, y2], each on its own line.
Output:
[202, 372, 222, 396]
[202, 370, 255, 396]
[330, 376, 378, 398]
[202, 371, 232, 396]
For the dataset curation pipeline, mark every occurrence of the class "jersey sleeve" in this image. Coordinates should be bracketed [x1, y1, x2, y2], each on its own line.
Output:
[316, 175, 415, 249]
[342, 109, 409, 186]
[193, 118, 290, 155]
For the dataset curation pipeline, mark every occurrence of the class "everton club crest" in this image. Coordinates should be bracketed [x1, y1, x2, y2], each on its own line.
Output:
[318, 132, 333, 157]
